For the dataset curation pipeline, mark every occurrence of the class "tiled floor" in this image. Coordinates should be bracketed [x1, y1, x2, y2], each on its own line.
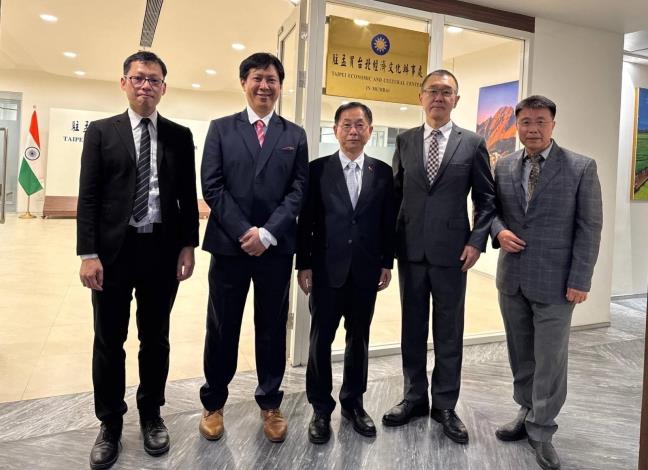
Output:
[0, 215, 503, 402]
[0, 298, 643, 469]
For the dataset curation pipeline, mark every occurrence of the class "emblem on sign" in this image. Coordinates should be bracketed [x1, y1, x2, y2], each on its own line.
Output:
[25, 146, 40, 161]
[371, 34, 390, 56]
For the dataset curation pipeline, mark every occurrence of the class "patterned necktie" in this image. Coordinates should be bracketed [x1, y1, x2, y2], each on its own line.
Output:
[345, 161, 360, 209]
[133, 117, 151, 222]
[527, 154, 543, 199]
[255, 120, 265, 147]
[426, 129, 442, 184]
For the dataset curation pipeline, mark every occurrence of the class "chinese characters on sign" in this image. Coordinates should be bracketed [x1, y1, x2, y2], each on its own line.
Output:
[325, 16, 429, 105]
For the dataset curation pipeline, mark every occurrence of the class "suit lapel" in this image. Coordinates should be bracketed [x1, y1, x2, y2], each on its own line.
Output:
[156, 114, 166, 169]
[430, 125, 461, 190]
[114, 111, 136, 162]
[354, 156, 375, 214]
[326, 152, 354, 213]
[411, 125, 427, 187]
[255, 113, 283, 177]
[510, 150, 526, 211]
[529, 143, 562, 201]
[235, 109, 259, 161]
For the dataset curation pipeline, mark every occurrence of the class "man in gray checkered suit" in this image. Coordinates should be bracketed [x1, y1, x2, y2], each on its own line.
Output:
[491, 95, 602, 470]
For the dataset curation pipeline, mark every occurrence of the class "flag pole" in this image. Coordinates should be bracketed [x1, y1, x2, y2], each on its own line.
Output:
[19, 194, 36, 219]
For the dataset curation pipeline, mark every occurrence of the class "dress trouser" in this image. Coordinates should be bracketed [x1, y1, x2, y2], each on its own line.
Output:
[398, 259, 466, 410]
[200, 253, 293, 411]
[306, 276, 378, 415]
[498, 289, 574, 442]
[92, 226, 179, 429]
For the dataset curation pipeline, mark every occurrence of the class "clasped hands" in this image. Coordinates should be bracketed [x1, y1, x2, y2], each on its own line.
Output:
[239, 227, 267, 256]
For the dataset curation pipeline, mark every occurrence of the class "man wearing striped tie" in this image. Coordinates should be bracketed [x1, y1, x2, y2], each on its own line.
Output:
[77, 51, 199, 469]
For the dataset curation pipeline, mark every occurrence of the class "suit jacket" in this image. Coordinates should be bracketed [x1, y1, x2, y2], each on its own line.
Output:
[201, 109, 309, 256]
[393, 123, 495, 267]
[76, 111, 199, 265]
[491, 142, 603, 305]
[296, 153, 395, 289]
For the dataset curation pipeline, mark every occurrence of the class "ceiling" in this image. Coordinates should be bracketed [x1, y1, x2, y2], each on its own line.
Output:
[0, 0, 646, 93]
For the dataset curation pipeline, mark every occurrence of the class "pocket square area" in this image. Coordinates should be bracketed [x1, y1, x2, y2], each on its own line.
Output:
[280, 146, 295, 151]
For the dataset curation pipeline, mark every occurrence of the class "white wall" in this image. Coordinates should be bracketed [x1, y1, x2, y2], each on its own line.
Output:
[0, 69, 246, 213]
[613, 62, 648, 295]
[530, 18, 623, 326]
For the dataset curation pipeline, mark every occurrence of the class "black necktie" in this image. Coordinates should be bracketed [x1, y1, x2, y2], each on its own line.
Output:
[133, 117, 151, 222]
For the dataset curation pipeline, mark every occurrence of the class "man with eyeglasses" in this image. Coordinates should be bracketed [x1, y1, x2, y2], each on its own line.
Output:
[198, 52, 308, 443]
[78, 51, 199, 469]
[383, 69, 495, 445]
[296, 102, 395, 444]
[491, 95, 602, 470]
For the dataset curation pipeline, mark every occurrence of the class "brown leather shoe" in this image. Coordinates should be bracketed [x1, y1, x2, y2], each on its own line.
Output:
[199, 408, 224, 440]
[261, 409, 287, 443]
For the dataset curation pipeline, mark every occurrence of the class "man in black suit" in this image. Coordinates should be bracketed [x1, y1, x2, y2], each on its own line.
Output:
[77, 51, 199, 469]
[296, 102, 395, 444]
[199, 53, 308, 443]
[382, 70, 495, 444]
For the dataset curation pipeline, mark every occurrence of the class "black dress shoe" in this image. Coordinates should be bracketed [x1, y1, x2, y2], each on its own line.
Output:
[495, 407, 529, 441]
[430, 408, 469, 444]
[528, 438, 561, 470]
[382, 399, 430, 427]
[141, 416, 170, 456]
[308, 412, 331, 444]
[341, 407, 376, 437]
[89, 424, 121, 470]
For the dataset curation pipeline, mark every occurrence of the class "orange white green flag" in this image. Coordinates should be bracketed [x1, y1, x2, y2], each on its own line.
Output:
[18, 110, 44, 196]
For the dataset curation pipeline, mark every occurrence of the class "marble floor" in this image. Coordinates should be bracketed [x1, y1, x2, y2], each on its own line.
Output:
[0, 297, 643, 469]
[0, 215, 502, 402]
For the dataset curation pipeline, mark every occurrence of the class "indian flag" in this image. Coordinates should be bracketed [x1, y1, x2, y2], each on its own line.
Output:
[18, 110, 44, 196]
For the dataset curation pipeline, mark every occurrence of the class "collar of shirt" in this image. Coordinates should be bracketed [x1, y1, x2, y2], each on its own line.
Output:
[246, 106, 273, 127]
[128, 107, 158, 131]
[338, 150, 365, 170]
[424, 120, 453, 141]
[524, 140, 554, 161]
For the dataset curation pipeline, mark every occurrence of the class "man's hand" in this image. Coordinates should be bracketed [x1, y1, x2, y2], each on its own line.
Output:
[460, 245, 480, 272]
[566, 288, 588, 304]
[298, 269, 313, 295]
[176, 247, 195, 281]
[80, 258, 104, 291]
[378, 268, 392, 291]
[240, 227, 267, 256]
[497, 229, 526, 253]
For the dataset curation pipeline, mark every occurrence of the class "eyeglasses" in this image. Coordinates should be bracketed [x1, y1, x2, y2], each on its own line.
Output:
[124, 75, 165, 88]
[421, 88, 455, 98]
[339, 123, 368, 132]
[517, 120, 552, 128]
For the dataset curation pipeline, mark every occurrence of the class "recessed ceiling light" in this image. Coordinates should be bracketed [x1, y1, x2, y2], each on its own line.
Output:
[40, 14, 58, 23]
[232, 43, 246, 51]
[341, 100, 350, 105]
[205, 69, 217, 75]
[354, 19, 369, 27]
[192, 83, 201, 89]
[287, 0, 300, 5]
[74, 70, 86, 76]
[400, 106, 408, 111]
[446, 26, 463, 34]
[63, 51, 77, 59]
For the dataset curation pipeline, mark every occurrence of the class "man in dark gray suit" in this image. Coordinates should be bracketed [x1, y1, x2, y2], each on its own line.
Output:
[491, 95, 602, 470]
[382, 69, 496, 444]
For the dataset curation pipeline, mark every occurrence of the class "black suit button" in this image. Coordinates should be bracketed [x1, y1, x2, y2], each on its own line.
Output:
[351, 219, 357, 225]
[348, 239, 353, 244]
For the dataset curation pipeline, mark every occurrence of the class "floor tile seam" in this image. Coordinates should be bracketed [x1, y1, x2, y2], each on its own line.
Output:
[568, 336, 645, 353]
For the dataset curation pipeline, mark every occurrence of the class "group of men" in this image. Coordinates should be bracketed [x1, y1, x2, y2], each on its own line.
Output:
[77, 50, 602, 470]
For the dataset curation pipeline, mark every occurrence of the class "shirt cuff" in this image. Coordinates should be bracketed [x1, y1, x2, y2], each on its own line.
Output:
[258, 227, 277, 248]
[80, 254, 99, 260]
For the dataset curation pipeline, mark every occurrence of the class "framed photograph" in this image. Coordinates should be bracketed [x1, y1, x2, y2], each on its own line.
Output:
[476, 80, 519, 168]
[632, 87, 648, 201]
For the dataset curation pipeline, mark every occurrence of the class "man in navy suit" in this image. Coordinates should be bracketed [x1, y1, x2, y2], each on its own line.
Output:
[296, 102, 395, 444]
[198, 53, 309, 443]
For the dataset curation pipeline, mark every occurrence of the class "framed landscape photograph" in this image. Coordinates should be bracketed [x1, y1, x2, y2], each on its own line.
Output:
[632, 87, 648, 201]
[476, 80, 519, 168]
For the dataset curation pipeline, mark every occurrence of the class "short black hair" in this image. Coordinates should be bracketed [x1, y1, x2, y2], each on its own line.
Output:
[515, 95, 557, 119]
[334, 102, 373, 125]
[421, 69, 459, 93]
[239, 53, 285, 84]
[123, 51, 167, 77]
